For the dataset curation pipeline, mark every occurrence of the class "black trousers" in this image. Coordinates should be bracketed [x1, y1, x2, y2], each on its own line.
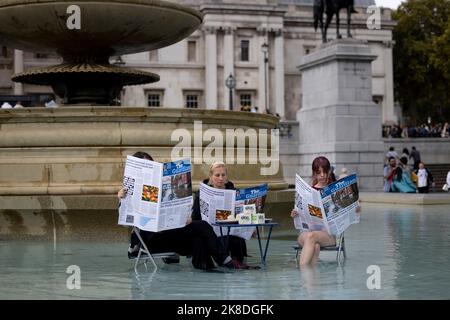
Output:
[140, 220, 228, 270]
[217, 235, 248, 262]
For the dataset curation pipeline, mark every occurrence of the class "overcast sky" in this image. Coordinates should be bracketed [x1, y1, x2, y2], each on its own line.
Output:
[375, 0, 404, 9]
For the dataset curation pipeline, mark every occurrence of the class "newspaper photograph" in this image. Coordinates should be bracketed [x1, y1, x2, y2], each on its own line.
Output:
[118, 156, 192, 232]
[235, 184, 268, 215]
[320, 174, 360, 235]
[294, 173, 360, 235]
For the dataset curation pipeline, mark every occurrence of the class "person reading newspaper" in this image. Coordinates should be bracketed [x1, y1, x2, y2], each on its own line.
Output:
[290, 156, 361, 266]
[118, 152, 236, 271]
[192, 161, 260, 270]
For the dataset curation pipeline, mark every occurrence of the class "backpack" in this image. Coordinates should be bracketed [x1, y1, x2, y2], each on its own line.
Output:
[411, 171, 418, 185]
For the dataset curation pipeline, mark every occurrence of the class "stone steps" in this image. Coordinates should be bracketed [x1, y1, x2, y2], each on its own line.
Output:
[427, 164, 450, 192]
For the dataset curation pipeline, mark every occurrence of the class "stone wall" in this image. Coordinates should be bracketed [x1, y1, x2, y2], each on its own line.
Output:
[280, 123, 450, 186]
[382, 138, 450, 165]
[0, 107, 287, 211]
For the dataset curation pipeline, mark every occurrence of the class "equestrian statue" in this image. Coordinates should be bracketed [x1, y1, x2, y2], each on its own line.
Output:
[314, 0, 358, 43]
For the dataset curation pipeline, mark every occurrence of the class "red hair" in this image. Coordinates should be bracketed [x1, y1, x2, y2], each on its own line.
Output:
[311, 156, 333, 186]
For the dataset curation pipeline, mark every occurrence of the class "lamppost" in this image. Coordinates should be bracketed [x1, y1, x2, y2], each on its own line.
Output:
[225, 73, 236, 111]
[261, 42, 269, 113]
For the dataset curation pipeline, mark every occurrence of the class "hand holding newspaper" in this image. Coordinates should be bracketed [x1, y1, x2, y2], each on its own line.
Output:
[118, 156, 193, 232]
[293, 173, 360, 235]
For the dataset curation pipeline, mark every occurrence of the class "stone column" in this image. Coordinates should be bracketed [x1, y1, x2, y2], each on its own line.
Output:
[223, 27, 235, 110]
[123, 86, 146, 107]
[297, 39, 384, 191]
[13, 50, 24, 95]
[383, 40, 396, 124]
[258, 28, 268, 113]
[274, 29, 285, 118]
[204, 26, 218, 110]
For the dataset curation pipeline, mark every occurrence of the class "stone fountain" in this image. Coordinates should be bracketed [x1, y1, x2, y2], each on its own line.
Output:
[0, 0, 288, 240]
[0, 0, 202, 105]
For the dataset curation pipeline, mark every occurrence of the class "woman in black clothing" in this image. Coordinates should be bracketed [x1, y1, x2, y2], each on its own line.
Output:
[119, 152, 233, 271]
[192, 161, 250, 269]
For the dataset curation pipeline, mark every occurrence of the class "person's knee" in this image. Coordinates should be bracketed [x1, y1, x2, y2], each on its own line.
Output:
[197, 220, 208, 226]
[190, 219, 210, 232]
[304, 232, 317, 243]
[197, 220, 212, 230]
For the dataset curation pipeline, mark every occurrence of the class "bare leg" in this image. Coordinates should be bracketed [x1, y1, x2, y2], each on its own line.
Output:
[311, 243, 321, 265]
[299, 231, 335, 266]
[300, 264, 317, 295]
[299, 234, 316, 266]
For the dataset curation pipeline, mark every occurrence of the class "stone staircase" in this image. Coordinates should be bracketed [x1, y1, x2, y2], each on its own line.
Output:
[427, 164, 450, 193]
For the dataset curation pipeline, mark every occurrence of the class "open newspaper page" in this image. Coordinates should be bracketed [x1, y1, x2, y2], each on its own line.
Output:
[235, 184, 268, 215]
[198, 183, 236, 236]
[232, 184, 268, 240]
[293, 174, 330, 233]
[320, 173, 360, 235]
[199, 183, 236, 223]
[118, 155, 163, 232]
[158, 159, 193, 231]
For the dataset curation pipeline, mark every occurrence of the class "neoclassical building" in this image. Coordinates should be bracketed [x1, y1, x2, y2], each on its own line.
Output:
[0, 0, 397, 123]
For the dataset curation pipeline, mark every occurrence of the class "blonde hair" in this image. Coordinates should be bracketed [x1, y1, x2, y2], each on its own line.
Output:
[208, 161, 228, 185]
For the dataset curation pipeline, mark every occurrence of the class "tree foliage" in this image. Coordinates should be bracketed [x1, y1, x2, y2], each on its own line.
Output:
[393, 0, 450, 123]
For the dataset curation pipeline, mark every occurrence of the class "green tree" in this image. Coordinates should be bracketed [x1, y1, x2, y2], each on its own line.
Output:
[393, 0, 450, 124]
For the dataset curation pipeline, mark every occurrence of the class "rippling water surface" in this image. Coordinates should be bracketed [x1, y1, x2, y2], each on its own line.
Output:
[1, 203, 450, 299]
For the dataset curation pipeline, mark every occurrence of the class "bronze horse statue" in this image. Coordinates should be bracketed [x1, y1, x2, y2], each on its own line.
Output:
[314, 0, 358, 43]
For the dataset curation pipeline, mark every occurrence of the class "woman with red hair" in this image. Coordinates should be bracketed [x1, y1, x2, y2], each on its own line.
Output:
[291, 156, 337, 266]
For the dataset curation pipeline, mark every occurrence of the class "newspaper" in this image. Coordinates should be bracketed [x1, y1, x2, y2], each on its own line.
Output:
[199, 183, 235, 224]
[118, 156, 193, 232]
[294, 173, 360, 235]
[233, 184, 268, 240]
[235, 184, 268, 215]
[199, 183, 268, 240]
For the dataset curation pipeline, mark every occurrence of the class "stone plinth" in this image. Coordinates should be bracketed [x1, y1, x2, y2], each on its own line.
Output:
[297, 39, 384, 191]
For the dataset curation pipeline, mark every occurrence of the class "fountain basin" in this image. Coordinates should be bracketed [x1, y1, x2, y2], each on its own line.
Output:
[0, 0, 202, 56]
[0, 0, 203, 104]
[0, 107, 287, 211]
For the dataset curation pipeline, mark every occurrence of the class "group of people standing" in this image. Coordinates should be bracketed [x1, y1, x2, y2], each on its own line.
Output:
[383, 146, 435, 193]
[383, 122, 450, 138]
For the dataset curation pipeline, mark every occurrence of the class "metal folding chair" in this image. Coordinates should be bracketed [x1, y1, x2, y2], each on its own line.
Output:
[293, 233, 346, 264]
[129, 227, 179, 274]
